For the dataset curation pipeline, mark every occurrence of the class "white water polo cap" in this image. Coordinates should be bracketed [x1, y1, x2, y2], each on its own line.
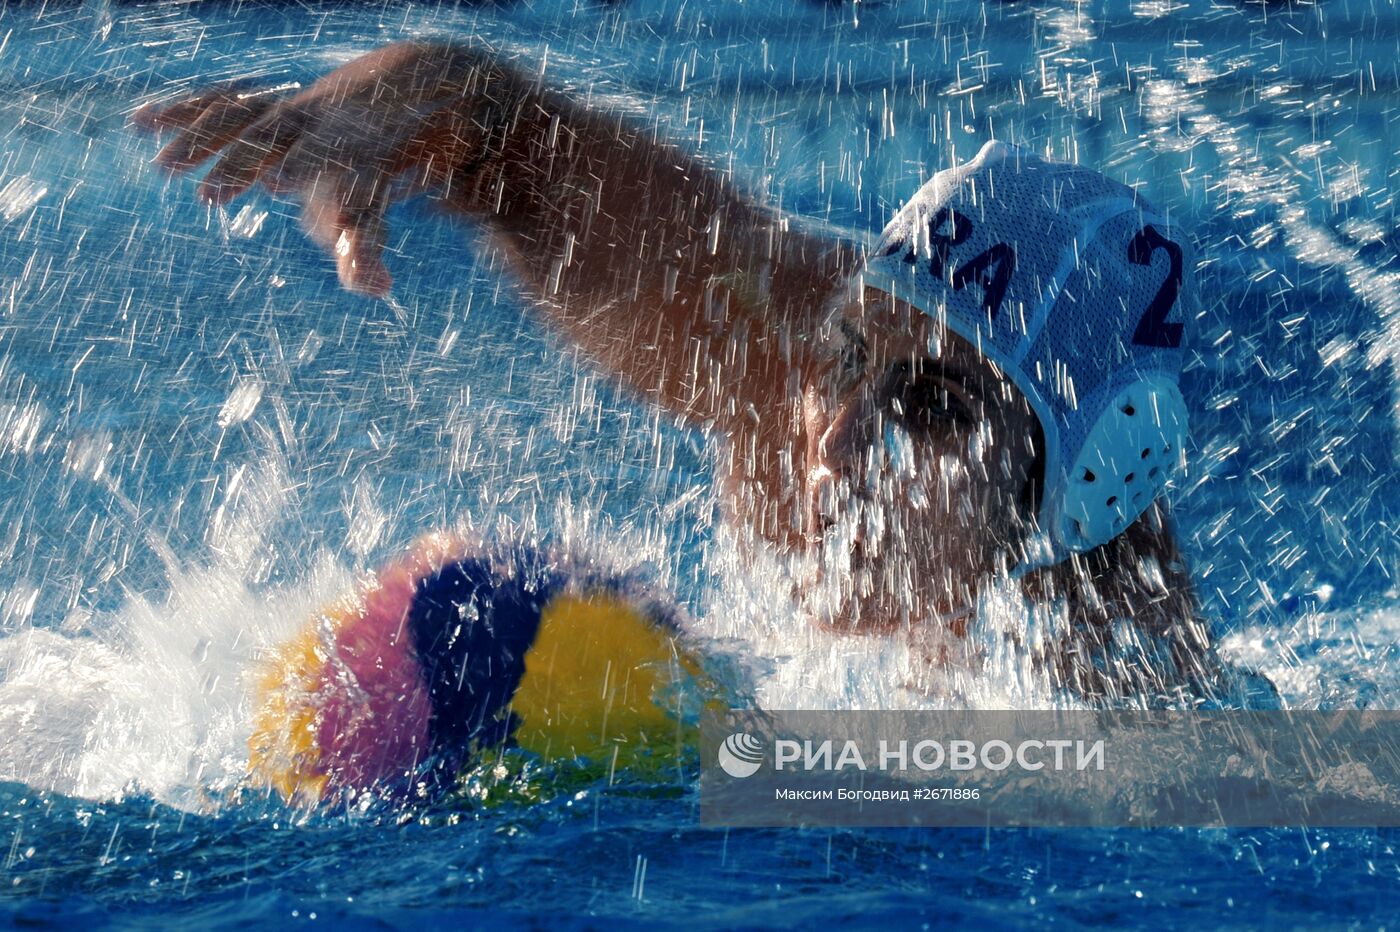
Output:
[862, 140, 1191, 570]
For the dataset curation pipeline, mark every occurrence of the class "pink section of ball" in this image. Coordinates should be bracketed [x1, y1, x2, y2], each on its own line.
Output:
[313, 534, 469, 796]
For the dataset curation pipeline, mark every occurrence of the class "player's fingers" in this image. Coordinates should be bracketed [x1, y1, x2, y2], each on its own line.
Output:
[330, 194, 392, 295]
[335, 213, 393, 298]
[132, 95, 221, 131]
[152, 94, 279, 170]
[197, 107, 310, 205]
[300, 179, 343, 252]
[301, 175, 392, 297]
[335, 172, 395, 296]
[131, 81, 272, 130]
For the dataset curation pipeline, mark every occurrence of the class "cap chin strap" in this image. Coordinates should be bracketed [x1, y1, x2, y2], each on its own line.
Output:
[1009, 536, 1057, 581]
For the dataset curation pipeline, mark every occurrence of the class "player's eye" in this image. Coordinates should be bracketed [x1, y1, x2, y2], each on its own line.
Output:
[834, 321, 868, 393]
[884, 359, 970, 432]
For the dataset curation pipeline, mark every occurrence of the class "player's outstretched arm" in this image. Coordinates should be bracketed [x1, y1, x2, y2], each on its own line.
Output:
[134, 41, 854, 455]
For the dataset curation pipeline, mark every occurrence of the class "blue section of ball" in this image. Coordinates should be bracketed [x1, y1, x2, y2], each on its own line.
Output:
[407, 550, 562, 765]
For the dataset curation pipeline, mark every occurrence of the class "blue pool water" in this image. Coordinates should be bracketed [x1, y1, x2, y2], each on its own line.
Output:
[0, 0, 1396, 925]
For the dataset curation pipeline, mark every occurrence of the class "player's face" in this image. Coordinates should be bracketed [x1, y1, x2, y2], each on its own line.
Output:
[800, 288, 1041, 634]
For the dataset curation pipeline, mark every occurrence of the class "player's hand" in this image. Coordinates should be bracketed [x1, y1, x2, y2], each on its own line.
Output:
[133, 42, 513, 297]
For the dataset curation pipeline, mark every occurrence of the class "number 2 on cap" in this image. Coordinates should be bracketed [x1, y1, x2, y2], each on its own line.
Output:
[1127, 226, 1184, 349]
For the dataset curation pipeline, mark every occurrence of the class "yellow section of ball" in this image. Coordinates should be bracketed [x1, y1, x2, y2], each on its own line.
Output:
[247, 618, 334, 804]
[508, 592, 702, 772]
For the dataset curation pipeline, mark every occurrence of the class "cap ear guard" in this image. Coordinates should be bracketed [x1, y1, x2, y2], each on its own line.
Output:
[1051, 376, 1188, 557]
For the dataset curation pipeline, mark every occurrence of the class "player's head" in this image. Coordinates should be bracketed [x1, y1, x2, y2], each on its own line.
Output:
[804, 141, 1191, 629]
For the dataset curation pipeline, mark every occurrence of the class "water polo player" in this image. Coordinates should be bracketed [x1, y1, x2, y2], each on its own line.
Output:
[135, 41, 1224, 713]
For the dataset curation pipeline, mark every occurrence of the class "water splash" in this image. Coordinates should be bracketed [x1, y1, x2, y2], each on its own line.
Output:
[0, 462, 353, 811]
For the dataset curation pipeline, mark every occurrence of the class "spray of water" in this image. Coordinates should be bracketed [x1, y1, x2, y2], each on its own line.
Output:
[0, 456, 354, 811]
